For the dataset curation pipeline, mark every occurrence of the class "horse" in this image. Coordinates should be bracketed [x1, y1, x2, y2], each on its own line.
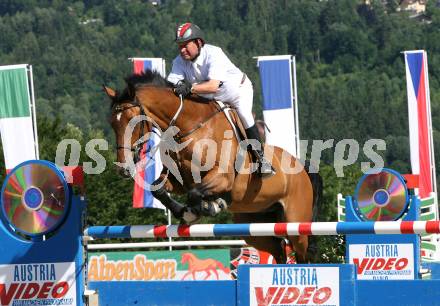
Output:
[104, 70, 322, 263]
[180, 252, 230, 280]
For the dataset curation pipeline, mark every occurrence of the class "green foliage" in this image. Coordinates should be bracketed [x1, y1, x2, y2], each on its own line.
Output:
[1, 1, 440, 261]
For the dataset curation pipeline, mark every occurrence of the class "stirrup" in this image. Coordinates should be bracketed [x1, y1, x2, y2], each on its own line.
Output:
[258, 158, 276, 178]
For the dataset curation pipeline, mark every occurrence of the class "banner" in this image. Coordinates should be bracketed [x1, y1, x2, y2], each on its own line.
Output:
[0, 64, 38, 172]
[88, 249, 231, 281]
[349, 243, 415, 280]
[0, 262, 77, 306]
[87, 247, 276, 282]
[247, 266, 340, 306]
[404, 50, 436, 198]
[257, 55, 299, 157]
[129, 58, 165, 208]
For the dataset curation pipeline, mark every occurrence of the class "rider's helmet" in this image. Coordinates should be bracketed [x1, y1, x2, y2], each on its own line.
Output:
[175, 23, 205, 44]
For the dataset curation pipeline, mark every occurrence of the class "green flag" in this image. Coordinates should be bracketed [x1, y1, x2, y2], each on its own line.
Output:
[0, 65, 38, 171]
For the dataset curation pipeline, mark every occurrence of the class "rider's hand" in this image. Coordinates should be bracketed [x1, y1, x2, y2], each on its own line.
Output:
[173, 80, 192, 97]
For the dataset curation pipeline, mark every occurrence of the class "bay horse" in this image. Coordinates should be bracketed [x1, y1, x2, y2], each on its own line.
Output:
[104, 70, 322, 263]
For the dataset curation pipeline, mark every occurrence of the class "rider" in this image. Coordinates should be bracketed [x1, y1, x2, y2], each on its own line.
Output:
[167, 22, 275, 178]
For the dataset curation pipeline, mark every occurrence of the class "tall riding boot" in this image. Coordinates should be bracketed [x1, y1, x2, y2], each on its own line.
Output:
[245, 124, 276, 178]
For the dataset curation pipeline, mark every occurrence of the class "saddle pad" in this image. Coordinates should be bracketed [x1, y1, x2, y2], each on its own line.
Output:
[214, 100, 245, 142]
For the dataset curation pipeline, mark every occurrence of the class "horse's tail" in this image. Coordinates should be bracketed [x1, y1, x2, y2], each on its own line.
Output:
[304, 161, 323, 263]
[216, 261, 231, 274]
[304, 160, 323, 222]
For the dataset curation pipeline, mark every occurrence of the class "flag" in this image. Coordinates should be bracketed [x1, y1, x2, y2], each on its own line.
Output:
[257, 55, 299, 157]
[132, 134, 164, 209]
[129, 58, 166, 208]
[0, 64, 38, 172]
[132, 57, 165, 76]
[404, 50, 436, 198]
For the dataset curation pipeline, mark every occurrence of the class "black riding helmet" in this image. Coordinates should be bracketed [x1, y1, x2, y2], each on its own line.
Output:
[175, 23, 205, 44]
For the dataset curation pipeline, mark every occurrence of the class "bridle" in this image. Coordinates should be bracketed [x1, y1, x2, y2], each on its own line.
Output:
[114, 98, 150, 164]
[113, 94, 228, 164]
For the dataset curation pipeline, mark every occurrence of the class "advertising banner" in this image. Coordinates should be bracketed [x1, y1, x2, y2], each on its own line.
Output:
[242, 265, 340, 306]
[88, 247, 277, 282]
[88, 249, 231, 281]
[0, 262, 77, 306]
[348, 243, 414, 280]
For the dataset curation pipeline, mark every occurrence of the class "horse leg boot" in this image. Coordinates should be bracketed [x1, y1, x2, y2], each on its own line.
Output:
[151, 181, 198, 223]
[245, 124, 276, 178]
[188, 187, 228, 217]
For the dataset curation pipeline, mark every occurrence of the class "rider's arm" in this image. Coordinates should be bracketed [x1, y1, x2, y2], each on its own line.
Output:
[193, 47, 228, 94]
[190, 79, 221, 94]
[167, 57, 186, 85]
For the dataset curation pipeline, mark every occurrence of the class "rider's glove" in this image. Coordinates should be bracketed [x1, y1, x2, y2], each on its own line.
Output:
[173, 80, 192, 97]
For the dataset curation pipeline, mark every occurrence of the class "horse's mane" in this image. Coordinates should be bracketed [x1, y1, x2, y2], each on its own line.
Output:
[112, 69, 213, 108]
[126, 69, 173, 89]
[112, 69, 173, 107]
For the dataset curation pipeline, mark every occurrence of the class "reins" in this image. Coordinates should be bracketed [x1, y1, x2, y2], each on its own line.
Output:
[113, 92, 228, 162]
[174, 96, 229, 141]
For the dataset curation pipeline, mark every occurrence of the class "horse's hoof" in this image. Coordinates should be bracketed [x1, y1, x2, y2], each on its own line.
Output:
[281, 239, 297, 264]
[182, 207, 200, 224]
[200, 198, 227, 216]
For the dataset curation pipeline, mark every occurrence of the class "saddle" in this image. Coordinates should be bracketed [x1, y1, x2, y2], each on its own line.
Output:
[213, 100, 247, 143]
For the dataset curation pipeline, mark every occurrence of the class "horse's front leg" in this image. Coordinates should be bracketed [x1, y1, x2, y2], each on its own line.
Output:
[211, 268, 219, 280]
[187, 171, 233, 217]
[151, 177, 185, 219]
[151, 170, 199, 223]
[181, 271, 191, 280]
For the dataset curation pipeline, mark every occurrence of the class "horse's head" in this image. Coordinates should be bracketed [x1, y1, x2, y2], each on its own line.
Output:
[105, 70, 189, 178]
[181, 252, 191, 264]
[104, 83, 153, 178]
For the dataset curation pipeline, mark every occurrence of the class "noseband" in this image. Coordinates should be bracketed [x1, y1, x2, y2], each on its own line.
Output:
[114, 98, 149, 164]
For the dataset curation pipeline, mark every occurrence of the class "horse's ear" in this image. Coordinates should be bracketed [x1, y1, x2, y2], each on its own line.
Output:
[103, 85, 117, 100]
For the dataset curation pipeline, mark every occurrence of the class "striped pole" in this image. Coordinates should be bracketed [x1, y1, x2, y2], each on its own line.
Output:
[84, 221, 440, 239]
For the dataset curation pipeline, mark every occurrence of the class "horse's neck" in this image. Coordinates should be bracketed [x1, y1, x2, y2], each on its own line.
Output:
[185, 255, 195, 265]
[139, 88, 214, 133]
[187, 253, 195, 260]
[177, 98, 216, 132]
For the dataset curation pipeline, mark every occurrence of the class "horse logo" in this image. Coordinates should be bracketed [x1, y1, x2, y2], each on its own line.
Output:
[180, 252, 230, 280]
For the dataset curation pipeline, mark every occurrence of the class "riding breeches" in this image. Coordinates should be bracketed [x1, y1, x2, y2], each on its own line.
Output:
[227, 76, 255, 129]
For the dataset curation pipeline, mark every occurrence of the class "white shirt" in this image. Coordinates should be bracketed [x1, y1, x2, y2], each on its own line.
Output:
[167, 44, 244, 102]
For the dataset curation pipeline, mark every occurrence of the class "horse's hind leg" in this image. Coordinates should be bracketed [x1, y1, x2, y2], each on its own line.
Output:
[279, 169, 314, 263]
[243, 236, 285, 264]
[287, 235, 309, 263]
[284, 185, 313, 263]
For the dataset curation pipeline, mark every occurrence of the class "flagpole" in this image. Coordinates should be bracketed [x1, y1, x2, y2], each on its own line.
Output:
[168, 209, 173, 251]
[28, 65, 39, 160]
[423, 51, 437, 196]
[291, 55, 300, 158]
